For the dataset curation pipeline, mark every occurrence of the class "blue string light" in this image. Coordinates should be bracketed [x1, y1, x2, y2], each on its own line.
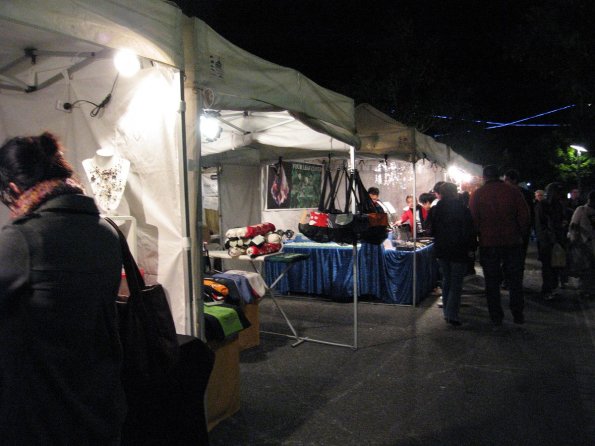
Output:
[483, 104, 576, 129]
[433, 115, 564, 127]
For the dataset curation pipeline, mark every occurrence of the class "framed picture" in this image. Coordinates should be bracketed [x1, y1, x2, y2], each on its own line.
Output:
[266, 161, 322, 209]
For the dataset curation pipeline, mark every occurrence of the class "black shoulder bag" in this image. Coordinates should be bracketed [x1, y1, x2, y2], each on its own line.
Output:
[105, 218, 180, 387]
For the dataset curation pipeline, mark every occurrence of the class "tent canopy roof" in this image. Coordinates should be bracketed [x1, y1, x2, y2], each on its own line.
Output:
[355, 103, 482, 176]
[191, 18, 359, 154]
[0, 3, 358, 161]
[0, 0, 183, 93]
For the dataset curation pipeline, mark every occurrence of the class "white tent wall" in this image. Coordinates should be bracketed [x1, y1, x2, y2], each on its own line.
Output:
[356, 159, 445, 216]
[220, 164, 262, 235]
[0, 0, 191, 334]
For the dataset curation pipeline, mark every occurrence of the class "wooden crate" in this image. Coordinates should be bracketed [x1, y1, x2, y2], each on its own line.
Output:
[206, 336, 240, 431]
[238, 302, 260, 351]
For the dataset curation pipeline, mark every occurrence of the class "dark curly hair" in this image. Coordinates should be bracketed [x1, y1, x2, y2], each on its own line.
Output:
[0, 132, 74, 205]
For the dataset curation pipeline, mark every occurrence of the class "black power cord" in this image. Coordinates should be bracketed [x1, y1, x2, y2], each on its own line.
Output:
[62, 74, 119, 117]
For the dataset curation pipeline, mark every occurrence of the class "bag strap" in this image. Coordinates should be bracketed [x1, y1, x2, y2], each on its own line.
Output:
[354, 170, 377, 213]
[318, 161, 333, 211]
[326, 166, 345, 213]
[104, 217, 145, 295]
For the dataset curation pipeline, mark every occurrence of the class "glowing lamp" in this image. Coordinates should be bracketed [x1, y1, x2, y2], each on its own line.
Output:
[448, 166, 472, 184]
[114, 49, 141, 77]
[200, 115, 222, 141]
[570, 145, 587, 154]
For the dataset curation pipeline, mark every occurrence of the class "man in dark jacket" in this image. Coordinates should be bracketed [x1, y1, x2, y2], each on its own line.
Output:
[470, 165, 531, 325]
[426, 182, 476, 325]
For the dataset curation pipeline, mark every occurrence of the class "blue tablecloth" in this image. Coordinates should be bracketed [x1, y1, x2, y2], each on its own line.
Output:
[264, 241, 438, 304]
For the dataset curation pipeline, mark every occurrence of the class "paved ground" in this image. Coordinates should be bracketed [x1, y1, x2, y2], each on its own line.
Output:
[209, 241, 595, 445]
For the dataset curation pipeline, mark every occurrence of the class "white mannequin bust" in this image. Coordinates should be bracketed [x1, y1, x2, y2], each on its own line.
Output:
[82, 147, 130, 214]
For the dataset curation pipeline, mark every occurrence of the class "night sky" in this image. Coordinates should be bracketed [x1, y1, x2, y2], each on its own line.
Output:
[175, 0, 595, 187]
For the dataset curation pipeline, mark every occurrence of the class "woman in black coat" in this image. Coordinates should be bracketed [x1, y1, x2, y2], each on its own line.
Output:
[426, 182, 476, 326]
[0, 133, 126, 444]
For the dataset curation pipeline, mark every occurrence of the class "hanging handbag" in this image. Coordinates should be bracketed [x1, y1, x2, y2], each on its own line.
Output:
[351, 170, 389, 245]
[105, 218, 180, 386]
[298, 161, 338, 243]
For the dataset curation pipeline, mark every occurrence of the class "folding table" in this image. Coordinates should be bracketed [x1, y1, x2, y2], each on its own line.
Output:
[207, 250, 355, 348]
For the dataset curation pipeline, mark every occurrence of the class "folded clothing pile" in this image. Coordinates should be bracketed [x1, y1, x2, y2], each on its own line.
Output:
[224, 222, 282, 257]
[203, 304, 251, 341]
[204, 270, 266, 305]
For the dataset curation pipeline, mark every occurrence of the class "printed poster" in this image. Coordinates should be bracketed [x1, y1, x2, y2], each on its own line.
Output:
[266, 162, 322, 209]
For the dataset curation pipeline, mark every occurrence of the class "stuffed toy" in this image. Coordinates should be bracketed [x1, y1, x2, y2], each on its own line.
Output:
[243, 222, 276, 238]
[228, 246, 247, 257]
[246, 242, 281, 257]
[265, 232, 282, 244]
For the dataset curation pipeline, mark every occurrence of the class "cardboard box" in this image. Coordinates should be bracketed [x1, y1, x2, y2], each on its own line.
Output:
[238, 302, 260, 351]
[206, 337, 241, 431]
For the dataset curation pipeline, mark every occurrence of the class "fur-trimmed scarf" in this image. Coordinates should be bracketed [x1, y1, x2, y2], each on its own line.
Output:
[10, 178, 84, 218]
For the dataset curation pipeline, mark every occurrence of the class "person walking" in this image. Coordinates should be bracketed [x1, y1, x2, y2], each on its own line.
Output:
[469, 165, 531, 325]
[425, 182, 476, 326]
[534, 182, 569, 299]
[567, 190, 595, 297]
[0, 133, 126, 444]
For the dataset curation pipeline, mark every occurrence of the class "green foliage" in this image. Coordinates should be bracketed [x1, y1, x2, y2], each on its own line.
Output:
[553, 147, 594, 184]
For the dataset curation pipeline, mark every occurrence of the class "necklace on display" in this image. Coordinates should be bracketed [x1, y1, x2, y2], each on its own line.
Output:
[88, 160, 125, 212]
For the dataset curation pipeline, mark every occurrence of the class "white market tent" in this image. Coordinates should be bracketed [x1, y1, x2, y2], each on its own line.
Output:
[0, 1, 361, 342]
[184, 18, 361, 347]
[355, 103, 482, 305]
[0, 0, 194, 331]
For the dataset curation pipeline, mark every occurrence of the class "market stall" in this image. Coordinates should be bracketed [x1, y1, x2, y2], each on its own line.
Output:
[0, 0, 194, 331]
[265, 238, 438, 304]
[355, 103, 482, 305]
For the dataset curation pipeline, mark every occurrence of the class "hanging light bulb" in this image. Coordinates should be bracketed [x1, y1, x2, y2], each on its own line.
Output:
[448, 166, 472, 184]
[114, 49, 141, 77]
[200, 114, 222, 142]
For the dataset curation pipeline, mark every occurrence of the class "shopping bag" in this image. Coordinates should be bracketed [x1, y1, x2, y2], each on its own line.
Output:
[105, 218, 180, 387]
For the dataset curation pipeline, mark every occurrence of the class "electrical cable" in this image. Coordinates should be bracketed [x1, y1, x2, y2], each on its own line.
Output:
[63, 73, 119, 117]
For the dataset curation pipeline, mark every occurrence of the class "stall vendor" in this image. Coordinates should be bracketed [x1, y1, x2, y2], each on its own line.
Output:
[368, 187, 386, 213]
[395, 195, 429, 235]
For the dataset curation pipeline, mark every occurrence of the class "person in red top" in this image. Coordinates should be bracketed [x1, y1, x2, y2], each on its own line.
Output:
[396, 195, 414, 227]
[469, 165, 531, 325]
[396, 194, 431, 236]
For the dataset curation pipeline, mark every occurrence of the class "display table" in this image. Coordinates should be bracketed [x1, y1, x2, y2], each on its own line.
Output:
[207, 250, 355, 348]
[264, 241, 438, 304]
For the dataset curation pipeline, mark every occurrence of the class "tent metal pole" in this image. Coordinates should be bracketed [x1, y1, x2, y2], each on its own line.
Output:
[178, 71, 196, 336]
[412, 160, 417, 307]
[350, 146, 358, 349]
[195, 101, 206, 341]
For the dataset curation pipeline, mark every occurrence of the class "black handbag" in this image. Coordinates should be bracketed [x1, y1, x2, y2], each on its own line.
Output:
[105, 218, 180, 387]
[298, 161, 341, 243]
[350, 170, 389, 245]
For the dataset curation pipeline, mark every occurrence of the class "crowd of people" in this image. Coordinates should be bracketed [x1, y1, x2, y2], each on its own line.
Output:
[384, 165, 595, 327]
